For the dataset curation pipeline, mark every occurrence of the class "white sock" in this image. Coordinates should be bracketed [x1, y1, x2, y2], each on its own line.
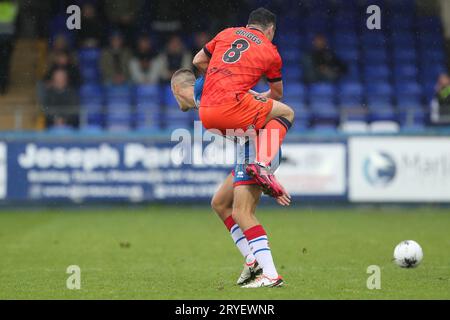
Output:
[248, 235, 278, 279]
[229, 223, 256, 263]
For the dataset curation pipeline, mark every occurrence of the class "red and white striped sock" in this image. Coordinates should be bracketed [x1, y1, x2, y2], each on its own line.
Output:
[224, 216, 256, 263]
[244, 224, 278, 279]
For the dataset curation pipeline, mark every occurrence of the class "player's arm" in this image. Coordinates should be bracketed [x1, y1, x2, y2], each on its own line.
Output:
[261, 51, 283, 101]
[193, 49, 210, 74]
[193, 31, 220, 74]
[260, 80, 283, 101]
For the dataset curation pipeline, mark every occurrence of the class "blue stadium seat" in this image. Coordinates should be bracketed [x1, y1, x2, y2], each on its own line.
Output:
[335, 48, 359, 63]
[369, 106, 397, 122]
[106, 111, 132, 131]
[341, 64, 361, 81]
[417, 16, 442, 32]
[80, 84, 103, 99]
[163, 85, 178, 107]
[393, 49, 417, 63]
[394, 65, 418, 82]
[361, 32, 387, 49]
[309, 83, 336, 104]
[106, 85, 132, 104]
[78, 48, 101, 66]
[338, 81, 363, 106]
[388, 15, 414, 30]
[418, 34, 444, 50]
[80, 65, 101, 83]
[309, 83, 335, 97]
[312, 123, 337, 133]
[311, 103, 339, 123]
[333, 32, 359, 48]
[284, 66, 303, 81]
[364, 65, 391, 81]
[284, 82, 306, 100]
[136, 84, 159, 99]
[396, 81, 423, 97]
[390, 32, 415, 47]
[421, 49, 445, 63]
[362, 48, 388, 64]
[399, 109, 427, 129]
[397, 102, 423, 113]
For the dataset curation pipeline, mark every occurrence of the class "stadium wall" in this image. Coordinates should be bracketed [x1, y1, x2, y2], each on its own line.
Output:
[0, 131, 449, 204]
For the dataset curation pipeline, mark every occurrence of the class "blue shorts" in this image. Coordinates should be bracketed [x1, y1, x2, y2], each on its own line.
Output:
[232, 139, 281, 187]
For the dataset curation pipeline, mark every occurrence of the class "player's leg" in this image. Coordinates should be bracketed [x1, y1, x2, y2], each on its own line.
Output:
[232, 184, 283, 288]
[211, 173, 260, 284]
[256, 99, 294, 167]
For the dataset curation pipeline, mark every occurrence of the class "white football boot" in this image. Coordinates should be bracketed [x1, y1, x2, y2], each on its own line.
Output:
[242, 274, 284, 288]
[236, 256, 263, 285]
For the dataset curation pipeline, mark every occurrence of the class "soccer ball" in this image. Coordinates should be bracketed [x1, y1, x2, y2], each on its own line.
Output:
[393, 240, 423, 268]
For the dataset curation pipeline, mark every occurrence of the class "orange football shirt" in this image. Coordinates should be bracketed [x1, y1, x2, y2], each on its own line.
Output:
[200, 27, 282, 108]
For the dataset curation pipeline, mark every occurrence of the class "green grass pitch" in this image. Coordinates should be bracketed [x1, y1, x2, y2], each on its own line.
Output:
[0, 205, 449, 299]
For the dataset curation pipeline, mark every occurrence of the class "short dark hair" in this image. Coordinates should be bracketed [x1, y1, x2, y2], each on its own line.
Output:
[247, 7, 276, 29]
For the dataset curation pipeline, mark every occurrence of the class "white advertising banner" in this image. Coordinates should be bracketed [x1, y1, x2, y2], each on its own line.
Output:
[349, 137, 450, 202]
[0, 142, 6, 199]
[276, 144, 346, 196]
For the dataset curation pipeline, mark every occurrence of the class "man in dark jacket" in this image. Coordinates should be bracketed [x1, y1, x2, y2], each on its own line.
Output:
[303, 34, 347, 83]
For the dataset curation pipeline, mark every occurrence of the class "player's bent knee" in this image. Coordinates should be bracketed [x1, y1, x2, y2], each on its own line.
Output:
[285, 105, 295, 123]
[211, 197, 227, 216]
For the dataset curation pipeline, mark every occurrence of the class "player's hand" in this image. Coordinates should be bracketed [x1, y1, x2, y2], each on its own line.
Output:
[275, 186, 291, 206]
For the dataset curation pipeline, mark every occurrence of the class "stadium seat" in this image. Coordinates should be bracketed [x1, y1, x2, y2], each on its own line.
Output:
[312, 123, 337, 133]
[311, 103, 339, 123]
[338, 81, 364, 106]
[309, 83, 335, 98]
[370, 121, 400, 133]
[106, 85, 132, 104]
[80, 84, 103, 99]
[390, 32, 416, 47]
[106, 109, 132, 131]
[399, 109, 427, 129]
[342, 109, 368, 122]
[333, 32, 359, 48]
[394, 65, 419, 82]
[362, 48, 388, 64]
[417, 16, 442, 32]
[393, 49, 417, 63]
[369, 106, 397, 122]
[284, 66, 303, 81]
[388, 15, 414, 30]
[364, 65, 391, 82]
[340, 121, 369, 133]
[284, 82, 306, 100]
[361, 32, 387, 49]
[366, 82, 393, 96]
[335, 48, 359, 63]
[78, 48, 101, 65]
[395, 82, 422, 101]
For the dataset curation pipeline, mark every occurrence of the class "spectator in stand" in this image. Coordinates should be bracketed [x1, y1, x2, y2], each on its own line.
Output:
[42, 69, 79, 128]
[152, 35, 192, 83]
[302, 34, 347, 83]
[100, 31, 132, 85]
[129, 54, 158, 84]
[133, 34, 155, 58]
[48, 34, 77, 65]
[129, 35, 158, 84]
[44, 50, 81, 88]
[191, 31, 210, 76]
[104, 0, 144, 46]
[431, 73, 450, 125]
[0, 0, 19, 95]
[76, 2, 105, 48]
[191, 31, 211, 57]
